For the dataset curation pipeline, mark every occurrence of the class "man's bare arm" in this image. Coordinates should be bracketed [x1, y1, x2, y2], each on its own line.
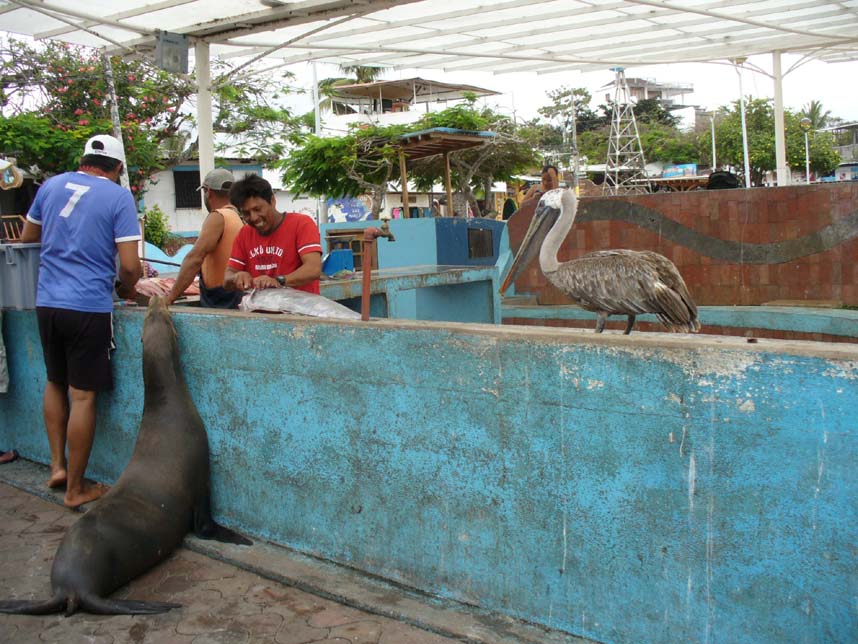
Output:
[115, 240, 142, 298]
[281, 252, 322, 287]
[224, 266, 252, 291]
[20, 220, 41, 243]
[165, 211, 224, 305]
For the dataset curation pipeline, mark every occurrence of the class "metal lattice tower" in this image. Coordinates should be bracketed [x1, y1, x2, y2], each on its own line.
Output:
[603, 67, 650, 195]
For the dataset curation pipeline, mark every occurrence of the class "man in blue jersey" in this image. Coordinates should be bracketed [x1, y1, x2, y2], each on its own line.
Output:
[20, 134, 142, 509]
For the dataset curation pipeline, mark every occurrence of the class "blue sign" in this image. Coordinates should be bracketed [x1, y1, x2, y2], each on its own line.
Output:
[327, 196, 372, 223]
[662, 163, 697, 178]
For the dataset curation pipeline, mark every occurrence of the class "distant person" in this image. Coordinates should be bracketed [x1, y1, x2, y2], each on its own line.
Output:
[19, 134, 142, 508]
[224, 175, 322, 294]
[706, 170, 740, 190]
[502, 196, 517, 220]
[523, 164, 560, 201]
[165, 168, 243, 308]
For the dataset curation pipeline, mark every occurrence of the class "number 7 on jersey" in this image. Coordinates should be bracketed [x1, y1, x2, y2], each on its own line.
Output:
[59, 182, 91, 218]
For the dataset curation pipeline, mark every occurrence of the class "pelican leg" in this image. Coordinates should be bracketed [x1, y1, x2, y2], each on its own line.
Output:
[595, 313, 608, 333]
[624, 315, 636, 335]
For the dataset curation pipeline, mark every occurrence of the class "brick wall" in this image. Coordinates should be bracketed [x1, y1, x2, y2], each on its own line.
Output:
[506, 183, 858, 306]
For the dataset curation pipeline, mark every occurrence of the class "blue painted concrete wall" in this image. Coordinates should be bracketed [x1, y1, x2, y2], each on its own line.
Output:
[321, 219, 438, 268]
[143, 241, 191, 269]
[1, 311, 856, 643]
[320, 218, 511, 271]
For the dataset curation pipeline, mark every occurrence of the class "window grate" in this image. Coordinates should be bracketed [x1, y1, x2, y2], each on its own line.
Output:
[174, 170, 202, 209]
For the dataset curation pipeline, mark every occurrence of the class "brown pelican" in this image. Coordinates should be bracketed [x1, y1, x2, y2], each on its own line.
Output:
[500, 188, 700, 335]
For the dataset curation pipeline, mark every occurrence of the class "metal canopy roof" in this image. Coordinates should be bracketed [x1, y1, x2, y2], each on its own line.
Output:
[2, 0, 857, 74]
[332, 78, 499, 103]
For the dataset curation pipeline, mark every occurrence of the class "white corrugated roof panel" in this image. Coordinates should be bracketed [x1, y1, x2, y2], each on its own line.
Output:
[1, 0, 856, 72]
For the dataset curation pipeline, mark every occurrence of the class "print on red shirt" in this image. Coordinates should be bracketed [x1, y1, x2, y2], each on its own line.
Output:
[228, 213, 322, 294]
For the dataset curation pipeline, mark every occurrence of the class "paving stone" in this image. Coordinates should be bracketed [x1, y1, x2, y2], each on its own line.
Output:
[157, 573, 197, 595]
[273, 618, 331, 644]
[378, 621, 465, 644]
[328, 619, 383, 643]
[38, 620, 114, 643]
[0, 516, 38, 535]
[133, 623, 197, 644]
[21, 508, 69, 535]
[0, 483, 478, 644]
[307, 604, 366, 628]
[170, 588, 224, 615]
[188, 623, 252, 644]
[244, 582, 293, 605]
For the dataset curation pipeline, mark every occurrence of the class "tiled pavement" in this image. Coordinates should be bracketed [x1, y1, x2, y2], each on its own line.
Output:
[0, 460, 588, 644]
[0, 482, 460, 644]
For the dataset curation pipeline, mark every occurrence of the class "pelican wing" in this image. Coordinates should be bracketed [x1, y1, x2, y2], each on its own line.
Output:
[550, 251, 659, 315]
[636, 251, 700, 331]
[548, 250, 700, 332]
[637, 252, 699, 319]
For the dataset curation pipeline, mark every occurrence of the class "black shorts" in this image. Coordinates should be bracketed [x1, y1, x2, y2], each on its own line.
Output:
[36, 307, 114, 392]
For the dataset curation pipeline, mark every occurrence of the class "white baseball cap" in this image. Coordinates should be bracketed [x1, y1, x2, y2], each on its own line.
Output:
[83, 134, 126, 164]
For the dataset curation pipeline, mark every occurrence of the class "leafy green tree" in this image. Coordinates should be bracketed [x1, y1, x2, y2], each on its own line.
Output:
[577, 129, 610, 169]
[408, 100, 539, 215]
[279, 100, 538, 217]
[715, 98, 839, 184]
[516, 117, 563, 155]
[537, 86, 599, 134]
[0, 37, 304, 196]
[278, 123, 408, 218]
[142, 204, 176, 250]
[639, 124, 699, 164]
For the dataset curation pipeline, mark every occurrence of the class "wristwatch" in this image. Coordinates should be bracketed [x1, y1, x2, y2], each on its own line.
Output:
[276, 275, 286, 286]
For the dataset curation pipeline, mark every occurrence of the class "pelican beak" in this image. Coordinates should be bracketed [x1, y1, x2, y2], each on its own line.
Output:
[499, 191, 562, 294]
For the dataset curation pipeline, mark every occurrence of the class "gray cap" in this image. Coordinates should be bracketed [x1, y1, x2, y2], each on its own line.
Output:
[197, 168, 234, 191]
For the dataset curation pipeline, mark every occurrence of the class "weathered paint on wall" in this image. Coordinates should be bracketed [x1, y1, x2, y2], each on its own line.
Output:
[1, 310, 856, 644]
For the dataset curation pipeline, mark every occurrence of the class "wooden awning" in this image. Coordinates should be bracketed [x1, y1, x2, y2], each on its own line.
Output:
[394, 128, 496, 218]
[398, 128, 495, 161]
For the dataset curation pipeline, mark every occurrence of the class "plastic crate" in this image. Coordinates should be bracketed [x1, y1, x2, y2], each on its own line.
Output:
[322, 248, 355, 276]
[0, 243, 40, 310]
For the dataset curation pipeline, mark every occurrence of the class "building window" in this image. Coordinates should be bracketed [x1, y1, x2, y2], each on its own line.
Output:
[468, 227, 494, 259]
[174, 170, 201, 209]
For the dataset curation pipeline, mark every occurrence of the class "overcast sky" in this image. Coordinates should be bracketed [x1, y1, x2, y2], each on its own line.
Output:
[297, 52, 858, 126]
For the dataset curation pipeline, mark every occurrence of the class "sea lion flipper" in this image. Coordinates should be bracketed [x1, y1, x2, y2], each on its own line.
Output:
[80, 595, 181, 615]
[193, 494, 253, 546]
[0, 596, 65, 614]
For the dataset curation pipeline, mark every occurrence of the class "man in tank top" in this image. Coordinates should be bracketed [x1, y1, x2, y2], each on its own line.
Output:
[165, 168, 244, 308]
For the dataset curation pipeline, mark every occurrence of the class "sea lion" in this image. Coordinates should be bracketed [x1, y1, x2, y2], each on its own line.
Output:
[0, 296, 251, 615]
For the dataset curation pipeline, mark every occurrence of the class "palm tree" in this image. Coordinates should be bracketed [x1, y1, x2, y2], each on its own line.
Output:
[801, 100, 831, 130]
[338, 65, 384, 84]
[317, 65, 387, 113]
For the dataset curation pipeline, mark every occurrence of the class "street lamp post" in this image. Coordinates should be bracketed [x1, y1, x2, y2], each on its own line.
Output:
[800, 117, 812, 185]
[732, 58, 751, 188]
[710, 113, 717, 170]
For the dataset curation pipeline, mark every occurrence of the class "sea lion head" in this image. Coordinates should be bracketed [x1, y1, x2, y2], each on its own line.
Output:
[143, 295, 178, 356]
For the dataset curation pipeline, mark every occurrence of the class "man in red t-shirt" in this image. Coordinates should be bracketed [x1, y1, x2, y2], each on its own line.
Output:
[224, 175, 322, 294]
